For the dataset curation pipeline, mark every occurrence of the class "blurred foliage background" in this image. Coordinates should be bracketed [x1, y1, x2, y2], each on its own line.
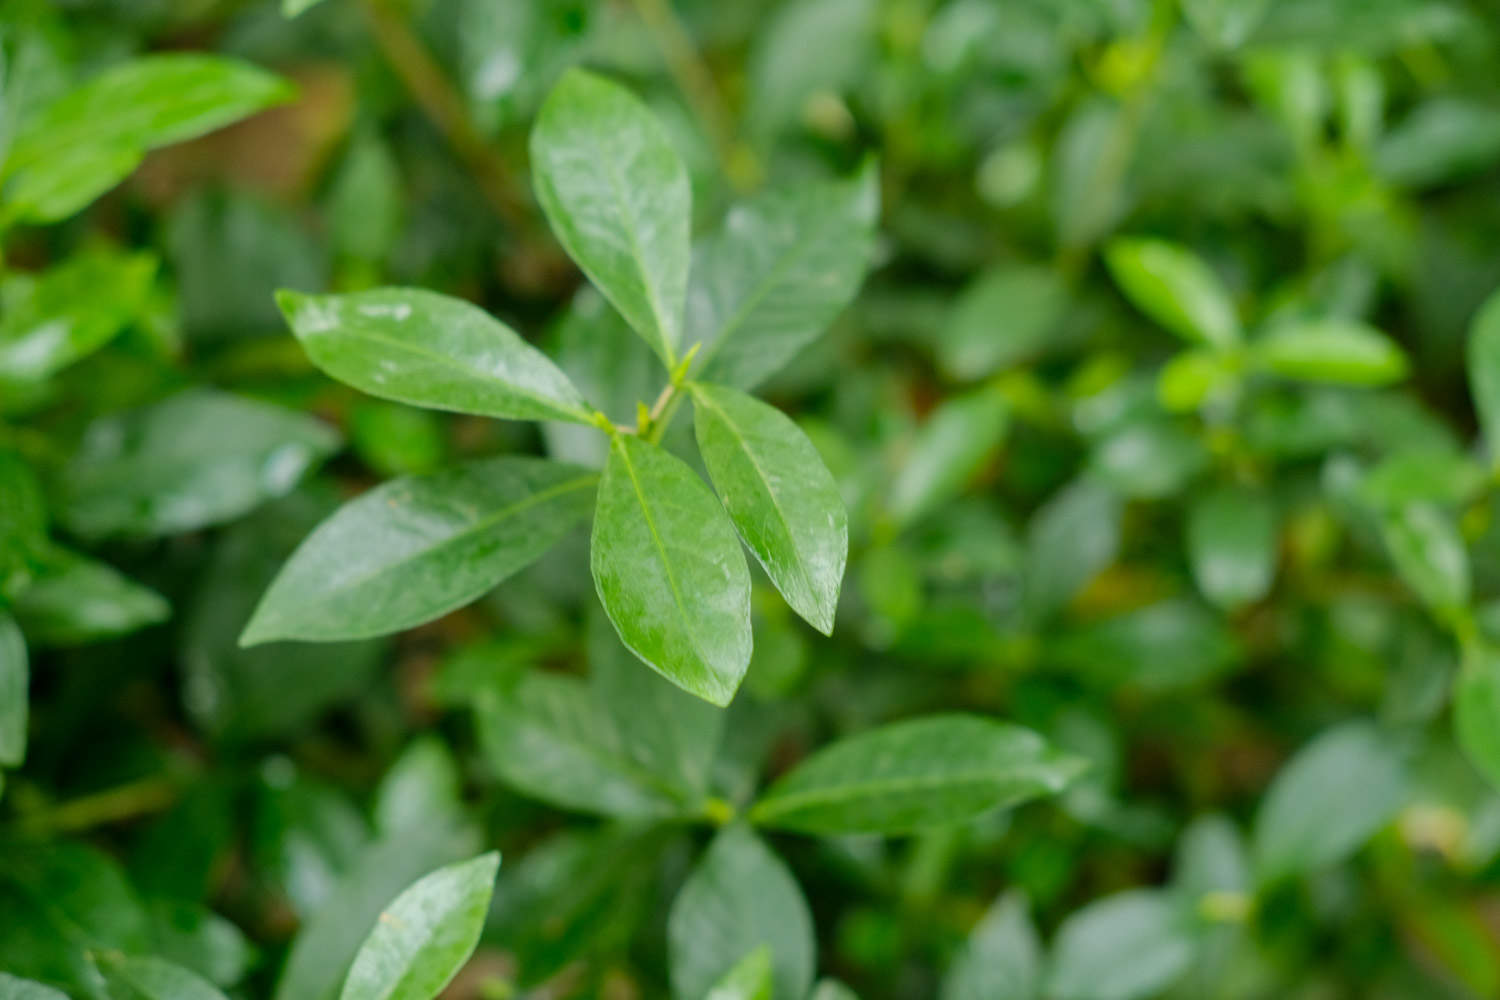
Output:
[7, 0, 1500, 997]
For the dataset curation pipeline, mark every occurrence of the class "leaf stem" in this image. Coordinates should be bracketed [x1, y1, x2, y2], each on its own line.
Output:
[13, 775, 181, 836]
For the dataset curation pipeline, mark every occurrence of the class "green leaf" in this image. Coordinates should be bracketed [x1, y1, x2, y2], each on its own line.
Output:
[0, 614, 26, 768]
[372, 738, 464, 837]
[1252, 720, 1408, 886]
[146, 899, 255, 990]
[531, 69, 690, 367]
[0, 974, 69, 1000]
[3, 55, 294, 223]
[340, 852, 499, 1000]
[749, 714, 1085, 835]
[1254, 320, 1409, 385]
[276, 288, 592, 424]
[591, 433, 752, 706]
[1181, 0, 1272, 48]
[690, 167, 878, 390]
[1105, 238, 1241, 349]
[1379, 503, 1470, 614]
[242, 457, 594, 644]
[1359, 448, 1486, 509]
[668, 826, 815, 1000]
[57, 388, 340, 540]
[705, 948, 774, 1000]
[810, 982, 861, 1000]
[474, 668, 699, 816]
[941, 891, 1041, 1000]
[1086, 420, 1210, 499]
[274, 822, 481, 1000]
[1186, 487, 1276, 609]
[94, 954, 230, 1000]
[1046, 889, 1196, 1000]
[690, 382, 847, 634]
[0, 248, 157, 382]
[1375, 98, 1500, 189]
[284, 0, 330, 18]
[1023, 479, 1122, 619]
[12, 549, 169, 646]
[1156, 349, 1239, 412]
[887, 386, 1010, 529]
[1171, 814, 1251, 903]
[1467, 287, 1500, 464]
[1048, 599, 1242, 692]
[1455, 641, 1500, 791]
[0, 452, 46, 597]
[938, 265, 1068, 381]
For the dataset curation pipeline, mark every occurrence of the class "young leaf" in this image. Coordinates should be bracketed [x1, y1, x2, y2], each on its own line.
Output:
[12, 549, 170, 646]
[0, 614, 26, 768]
[938, 264, 1068, 381]
[1186, 487, 1276, 609]
[531, 69, 691, 367]
[276, 288, 593, 424]
[1466, 287, 1500, 463]
[57, 389, 340, 540]
[1046, 890, 1196, 1000]
[690, 167, 878, 390]
[340, 852, 500, 1000]
[284, 0, 329, 16]
[1379, 503, 1470, 614]
[3, 55, 295, 223]
[705, 947, 774, 1000]
[1105, 238, 1241, 349]
[94, 954, 231, 1000]
[749, 714, 1085, 835]
[1252, 720, 1408, 886]
[887, 386, 1010, 529]
[242, 457, 594, 644]
[591, 434, 752, 706]
[474, 668, 699, 817]
[0, 974, 69, 1000]
[1254, 320, 1409, 385]
[668, 826, 815, 1000]
[1455, 642, 1500, 791]
[941, 891, 1041, 1000]
[691, 382, 848, 634]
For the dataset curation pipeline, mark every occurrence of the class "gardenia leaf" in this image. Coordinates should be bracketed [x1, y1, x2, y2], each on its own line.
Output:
[887, 386, 1010, 529]
[242, 457, 595, 644]
[1254, 319, 1409, 385]
[1105, 237, 1241, 349]
[749, 714, 1086, 835]
[1379, 502, 1470, 613]
[941, 891, 1041, 1000]
[276, 288, 593, 424]
[531, 69, 690, 367]
[3, 54, 294, 223]
[1046, 889, 1196, 1000]
[12, 548, 170, 647]
[668, 826, 815, 1000]
[704, 947, 774, 1000]
[591, 434, 752, 706]
[691, 382, 848, 634]
[690, 166, 878, 390]
[95, 953, 231, 1000]
[1187, 486, 1276, 609]
[0, 614, 26, 768]
[340, 852, 500, 1000]
[0, 974, 69, 1000]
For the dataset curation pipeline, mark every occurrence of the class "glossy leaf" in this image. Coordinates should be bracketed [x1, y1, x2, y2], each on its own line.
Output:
[690, 167, 878, 389]
[887, 386, 1009, 528]
[1105, 238, 1241, 349]
[1455, 642, 1500, 791]
[705, 948, 774, 1000]
[146, 899, 255, 989]
[1252, 720, 1408, 885]
[0, 975, 69, 1000]
[1379, 503, 1470, 614]
[1046, 890, 1196, 1000]
[242, 457, 594, 644]
[0, 614, 26, 767]
[668, 825, 815, 1000]
[95, 953, 231, 1000]
[938, 264, 1068, 381]
[591, 433, 752, 706]
[1087, 420, 1209, 499]
[3, 55, 294, 223]
[1254, 320, 1409, 385]
[1187, 487, 1276, 608]
[941, 891, 1041, 1000]
[277, 288, 592, 424]
[57, 388, 340, 540]
[1023, 479, 1122, 619]
[1467, 287, 1500, 463]
[531, 69, 690, 366]
[691, 382, 847, 634]
[341, 852, 499, 1000]
[12, 549, 170, 646]
[749, 714, 1085, 834]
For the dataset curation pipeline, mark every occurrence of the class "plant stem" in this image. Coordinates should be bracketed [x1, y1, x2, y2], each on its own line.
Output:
[358, 0, 532, 231]
[15, 776, 180, 836]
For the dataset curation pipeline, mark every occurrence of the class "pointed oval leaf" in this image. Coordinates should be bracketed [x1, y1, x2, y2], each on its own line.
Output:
[1254, 320, 1409, 385]
[705, 947, 774, 1000]
[0, 614, 26, 768]
[1252, 720, 1408, 886]
[13, 549, 170, 647]
[668, 826, 814, 1000]
[95, 955, 230, 1000]
[0, 974, 70, 1000]
[1046, 889, 1196, 1000]
[1105, 238, 1241, 349]
[749, 714, 1085, 835]
[691, 167, 878, 389]
[531, 69, 690, 367]
[340, 852, 500, 1000]
[938, 264, 1068, 381]
[591, 434, 752, 706]
[1186, 486, 1276, 609]
[243, 457, 595, 644]
[887, 386, 1010, 529]
[277, 288, 592, 424]
[1467, 287, 1500, 464]
[942, 891, 1041, 1000]
[1455, 643, 1500, 791]
[691, 382, 847, 634]
[1379, 502, 1470, 613]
